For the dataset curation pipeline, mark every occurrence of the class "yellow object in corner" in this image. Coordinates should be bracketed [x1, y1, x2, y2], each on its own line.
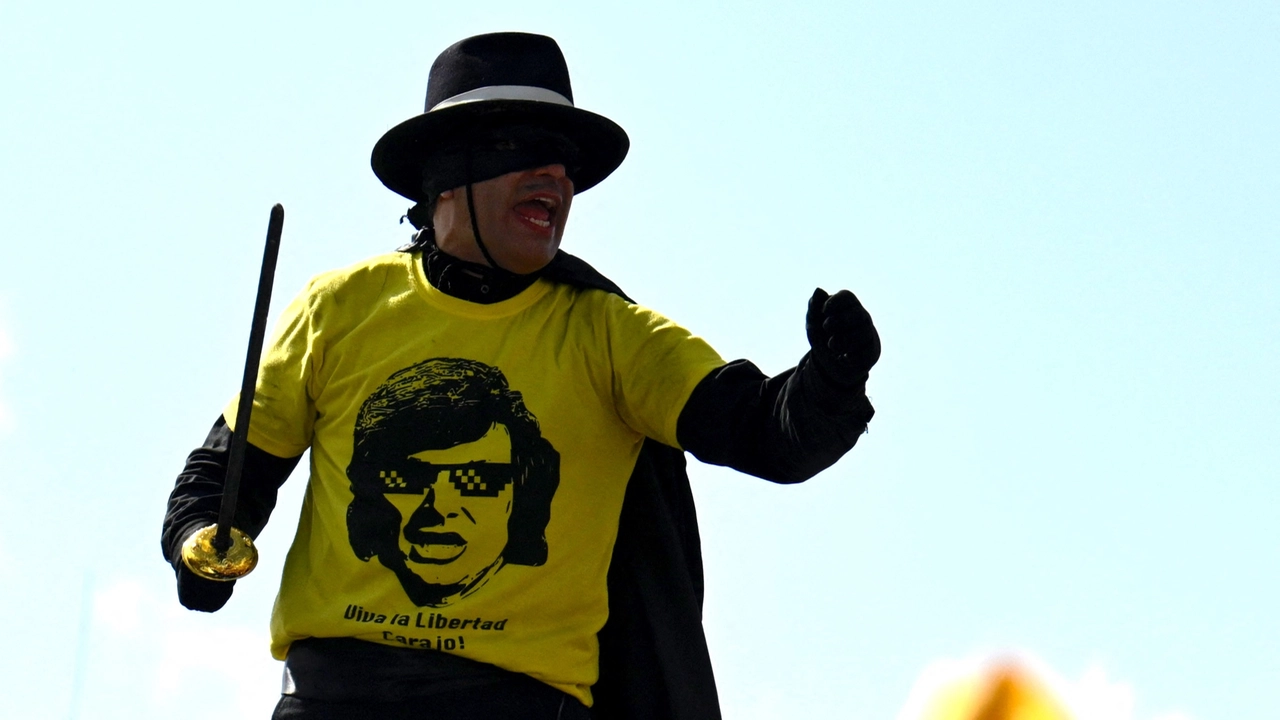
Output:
[921, 662, 1073, 720]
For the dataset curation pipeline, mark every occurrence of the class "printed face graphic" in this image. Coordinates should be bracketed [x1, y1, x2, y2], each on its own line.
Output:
[384, 423, 515, 589]
[346, 357, 560, 608]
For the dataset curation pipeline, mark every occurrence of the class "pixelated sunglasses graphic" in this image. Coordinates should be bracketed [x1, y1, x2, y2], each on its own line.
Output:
[352, 461, 517, 498]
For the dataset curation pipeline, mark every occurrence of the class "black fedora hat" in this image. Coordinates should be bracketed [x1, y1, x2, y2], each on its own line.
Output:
[371, 32, 629, 203]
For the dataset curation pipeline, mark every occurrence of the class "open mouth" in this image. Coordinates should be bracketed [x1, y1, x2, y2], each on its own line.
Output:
[405, 531, 466, 564]
[513, 194, 558, 230]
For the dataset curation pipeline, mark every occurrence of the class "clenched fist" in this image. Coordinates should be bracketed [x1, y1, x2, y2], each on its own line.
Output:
[806, 288, 880, 388]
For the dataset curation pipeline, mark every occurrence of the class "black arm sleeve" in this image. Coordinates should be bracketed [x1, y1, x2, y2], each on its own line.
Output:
[160, 415, 303, 567]
[676, 352, 875, 485]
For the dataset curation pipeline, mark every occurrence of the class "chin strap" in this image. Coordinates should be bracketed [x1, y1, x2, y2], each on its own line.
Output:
[464, 180, 511, 275]
[463, 147, 516, 276]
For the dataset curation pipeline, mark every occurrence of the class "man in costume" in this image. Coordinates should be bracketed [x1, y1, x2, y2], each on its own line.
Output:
[162, 32, 880, 720]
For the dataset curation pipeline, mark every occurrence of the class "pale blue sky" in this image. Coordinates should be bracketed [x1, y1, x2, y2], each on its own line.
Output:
[1, 2, 1276, 718]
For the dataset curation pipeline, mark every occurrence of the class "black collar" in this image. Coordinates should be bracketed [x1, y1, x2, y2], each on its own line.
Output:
[419, 239, 541, 304]
[399, 230, 632, 304]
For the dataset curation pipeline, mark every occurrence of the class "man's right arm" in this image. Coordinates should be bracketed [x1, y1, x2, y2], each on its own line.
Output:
[161, 415, 302, 611]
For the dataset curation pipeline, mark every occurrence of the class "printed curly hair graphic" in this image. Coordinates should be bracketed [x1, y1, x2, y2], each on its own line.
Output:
[346, 357, 560, 607]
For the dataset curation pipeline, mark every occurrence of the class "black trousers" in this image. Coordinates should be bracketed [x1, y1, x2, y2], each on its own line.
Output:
[271, 686, 591, 720]
[271, 638, 591, 720]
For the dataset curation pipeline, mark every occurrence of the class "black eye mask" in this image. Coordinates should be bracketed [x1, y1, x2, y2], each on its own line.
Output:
[420, 126, 582, 198]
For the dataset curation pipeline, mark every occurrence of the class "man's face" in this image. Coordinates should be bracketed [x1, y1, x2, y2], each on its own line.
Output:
[434, 163, 575, 274]
[384, 422, 515, 589]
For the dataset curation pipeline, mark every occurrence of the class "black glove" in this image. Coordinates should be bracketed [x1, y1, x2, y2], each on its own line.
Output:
[175, 562, 235, 612]
[806, 288, 880, 388]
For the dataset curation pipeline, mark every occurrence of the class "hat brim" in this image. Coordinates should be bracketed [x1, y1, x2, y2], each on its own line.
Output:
[371, 100, 629, 203]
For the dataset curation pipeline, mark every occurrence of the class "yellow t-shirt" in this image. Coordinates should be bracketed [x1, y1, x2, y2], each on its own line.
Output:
[224, 251, 725, 705]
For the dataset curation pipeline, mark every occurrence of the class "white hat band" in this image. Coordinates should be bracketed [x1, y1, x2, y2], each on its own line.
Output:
[430, 85, 574, 112]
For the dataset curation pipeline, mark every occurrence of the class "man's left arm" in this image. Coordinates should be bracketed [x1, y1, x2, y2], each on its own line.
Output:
[676, 288, 880, 484]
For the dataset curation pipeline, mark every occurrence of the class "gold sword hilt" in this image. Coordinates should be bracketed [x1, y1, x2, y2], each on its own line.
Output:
[181, 524, 259, 581]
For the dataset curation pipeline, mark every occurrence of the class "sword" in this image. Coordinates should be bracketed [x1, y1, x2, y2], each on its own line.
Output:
[182, 204, 285, 581]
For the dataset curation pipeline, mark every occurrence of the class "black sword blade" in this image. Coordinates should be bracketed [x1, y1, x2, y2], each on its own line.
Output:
[214, 204, 284, 553]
